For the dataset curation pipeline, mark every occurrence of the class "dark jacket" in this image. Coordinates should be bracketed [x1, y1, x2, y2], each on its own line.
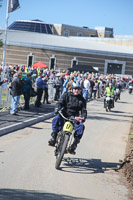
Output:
[0, 81, 3, 86]
[36, 77, 44, 89]
[11, 77, 24, 96]
[23, 77, 32, 92]
[57, 92, 87, 119]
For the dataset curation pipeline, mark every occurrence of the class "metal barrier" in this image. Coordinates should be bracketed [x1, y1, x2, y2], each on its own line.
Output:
[0, 87, 12, 111]
[0, 83, 55, 112]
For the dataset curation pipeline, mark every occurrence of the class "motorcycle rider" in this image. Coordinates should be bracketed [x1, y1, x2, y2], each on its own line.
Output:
[114, 82, 122, 100]
[48, 83, 87, 154]
[128, 79, 133, 94]
[104, 83, 115, 108]
[128, 79, 133, 87]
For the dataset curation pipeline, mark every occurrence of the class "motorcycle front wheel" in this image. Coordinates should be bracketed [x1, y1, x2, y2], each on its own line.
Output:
[105, 102, 109, 112]
[55, 133, 69, 169]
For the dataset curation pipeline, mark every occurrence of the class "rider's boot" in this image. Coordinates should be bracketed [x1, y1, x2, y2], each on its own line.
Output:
[48, 131, 58, 146]
[69, 137, 80, 155]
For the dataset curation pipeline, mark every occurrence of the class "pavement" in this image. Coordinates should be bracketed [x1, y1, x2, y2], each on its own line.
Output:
[0, 103, 55, 136]
[0, 90, 127, 137]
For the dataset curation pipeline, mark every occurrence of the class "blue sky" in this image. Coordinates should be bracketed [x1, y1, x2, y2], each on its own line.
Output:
[0, 0, 133, 35]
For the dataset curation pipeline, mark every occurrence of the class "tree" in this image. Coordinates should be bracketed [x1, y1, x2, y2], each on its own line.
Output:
[0, 40, 3, 47]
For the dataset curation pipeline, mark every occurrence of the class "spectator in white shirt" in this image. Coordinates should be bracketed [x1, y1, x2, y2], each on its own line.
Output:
[83, 76, 90, 101]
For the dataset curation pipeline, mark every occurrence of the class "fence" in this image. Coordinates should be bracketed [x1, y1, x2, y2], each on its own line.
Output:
[0, 82, 55, 112]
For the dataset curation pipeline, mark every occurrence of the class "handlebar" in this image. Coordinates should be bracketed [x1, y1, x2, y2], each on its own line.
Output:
[58, 110, 69, 121]
[58, 110, 84, 123]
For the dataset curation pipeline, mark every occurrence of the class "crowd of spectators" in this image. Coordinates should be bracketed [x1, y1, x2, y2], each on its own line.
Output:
[0, 63, 131, 115]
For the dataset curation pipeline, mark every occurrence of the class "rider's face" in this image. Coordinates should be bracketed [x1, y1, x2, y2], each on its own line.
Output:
[73, 88, 80, 95]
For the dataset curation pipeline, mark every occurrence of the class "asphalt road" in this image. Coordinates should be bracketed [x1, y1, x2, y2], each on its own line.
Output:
[0, 90, 133, 200]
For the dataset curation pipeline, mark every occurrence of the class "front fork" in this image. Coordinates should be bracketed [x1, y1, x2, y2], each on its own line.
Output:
[66, 129, 75, 152]
[54, 129, 75, 155]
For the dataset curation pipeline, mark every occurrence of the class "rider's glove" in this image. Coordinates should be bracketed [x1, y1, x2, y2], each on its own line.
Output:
[82, 117, 85, 123]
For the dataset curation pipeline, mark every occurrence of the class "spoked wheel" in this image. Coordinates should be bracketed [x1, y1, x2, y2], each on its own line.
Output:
[55, 133, 69, 169]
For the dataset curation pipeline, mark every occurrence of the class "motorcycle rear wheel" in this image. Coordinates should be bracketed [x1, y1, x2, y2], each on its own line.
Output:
[55, 133, 69, 169]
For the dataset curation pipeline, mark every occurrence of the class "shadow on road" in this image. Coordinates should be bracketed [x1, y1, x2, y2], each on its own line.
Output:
[0, 189, 91, 200]
[116, 101, 128, 104]
[60, 158, 120, 174]
[98, 111, 133, 118]
[86, 115, 129, 122]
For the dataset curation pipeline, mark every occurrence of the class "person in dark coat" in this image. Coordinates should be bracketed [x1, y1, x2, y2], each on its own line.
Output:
[10, 72, 24, 115]
[23, 73, 32, 110]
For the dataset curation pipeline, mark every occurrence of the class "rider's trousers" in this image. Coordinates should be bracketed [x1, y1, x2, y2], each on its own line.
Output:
[52, 114, 85, 139]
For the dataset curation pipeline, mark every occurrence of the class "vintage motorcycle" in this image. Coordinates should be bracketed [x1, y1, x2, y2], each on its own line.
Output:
[54, 110, 83, 169]
[104, 96, 114, 112]
[128, 85, 132, 94]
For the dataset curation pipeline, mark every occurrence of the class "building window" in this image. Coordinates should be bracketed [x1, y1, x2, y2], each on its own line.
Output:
[27, 53, 34, 67]
[104, 59, 126, 75]
[64, 30, 70, 37]
[77, 32, 82, 37]
[71, 57, 78, 68]
[50, 55, 56, 70]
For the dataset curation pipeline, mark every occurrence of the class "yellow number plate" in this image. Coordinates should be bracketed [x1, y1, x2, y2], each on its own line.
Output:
[63, 122, 73, 132]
